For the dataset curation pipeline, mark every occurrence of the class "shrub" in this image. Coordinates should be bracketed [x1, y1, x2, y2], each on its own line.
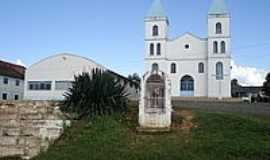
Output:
[263, 73, 270, 97]
[62, 69, 129, 119]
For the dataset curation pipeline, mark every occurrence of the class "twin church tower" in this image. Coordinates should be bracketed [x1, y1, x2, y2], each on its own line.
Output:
[144, 0, 232, 98]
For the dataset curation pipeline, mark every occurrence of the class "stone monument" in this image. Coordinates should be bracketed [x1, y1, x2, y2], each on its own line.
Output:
[138, 68, 172, 131]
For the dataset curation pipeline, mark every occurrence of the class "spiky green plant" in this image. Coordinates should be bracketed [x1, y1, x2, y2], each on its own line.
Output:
[62, 69, 128, 119]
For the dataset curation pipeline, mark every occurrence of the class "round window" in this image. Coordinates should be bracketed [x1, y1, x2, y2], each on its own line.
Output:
[185, 44, 190, 49]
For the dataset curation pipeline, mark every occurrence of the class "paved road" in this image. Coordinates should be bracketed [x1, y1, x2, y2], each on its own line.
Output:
[173, 101, 270, 117]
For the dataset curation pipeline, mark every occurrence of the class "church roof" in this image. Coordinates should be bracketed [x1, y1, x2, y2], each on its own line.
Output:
[146, 0, 166, 17]
[170, 32, 207, 42]
[208, 0, 229, 15]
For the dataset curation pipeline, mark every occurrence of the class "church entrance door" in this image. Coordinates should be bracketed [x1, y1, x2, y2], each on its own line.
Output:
[180, 75, 194, 97]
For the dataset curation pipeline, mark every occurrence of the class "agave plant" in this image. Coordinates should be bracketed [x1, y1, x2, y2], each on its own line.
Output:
[62, 69, 129, 119]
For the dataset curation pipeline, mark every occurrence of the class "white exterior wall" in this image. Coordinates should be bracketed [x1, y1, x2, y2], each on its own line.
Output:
[168, 60, 208, 97]
[24, 53, 139, 101]
[145, 33, 210, 97]
[207, 58, 231, 98]
[145, 17, 169, 40]
[207, 14, 231, 98]
[0, 76, 24, 100]
[208, 16, 230, 38]
[166, 34, 208, 97]
[167, 34, 208, 60]
[24, 54, 104, 100]
[144, 13, 232, 98]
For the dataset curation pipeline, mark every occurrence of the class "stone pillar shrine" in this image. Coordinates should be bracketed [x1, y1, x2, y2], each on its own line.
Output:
[139, 68, 172, 130]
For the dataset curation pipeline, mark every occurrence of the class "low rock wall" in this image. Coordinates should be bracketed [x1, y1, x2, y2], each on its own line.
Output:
[0, 101, 70, 159]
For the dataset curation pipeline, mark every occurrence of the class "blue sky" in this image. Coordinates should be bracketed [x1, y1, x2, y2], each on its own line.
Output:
[0, 0, 269, 83]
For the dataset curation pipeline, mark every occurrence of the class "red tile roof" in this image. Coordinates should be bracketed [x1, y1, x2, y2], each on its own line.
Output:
[0, 60, 25, 79]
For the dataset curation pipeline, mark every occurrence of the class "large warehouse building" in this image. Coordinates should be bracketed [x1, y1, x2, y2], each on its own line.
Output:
[24, 53, 139, 100]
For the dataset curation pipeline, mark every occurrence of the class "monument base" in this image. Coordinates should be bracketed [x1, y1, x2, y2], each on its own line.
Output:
[136, 127, 171, 133]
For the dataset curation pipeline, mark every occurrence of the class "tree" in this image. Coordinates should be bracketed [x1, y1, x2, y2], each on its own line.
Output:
[231, 79, 239, 86]
[128, 73, 141, 83]
[231, 79, 240, 97]
[128, 73, 141, 89]
[62, 69, 128, 119]
[263, 73, 270, 97]
[266, 73, 270, 82]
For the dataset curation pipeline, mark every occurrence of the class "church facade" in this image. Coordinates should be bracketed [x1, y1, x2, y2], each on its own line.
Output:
[144, 0, 232, 98]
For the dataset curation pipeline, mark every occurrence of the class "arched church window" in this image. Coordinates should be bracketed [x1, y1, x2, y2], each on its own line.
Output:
[171, 63, 176, 74]
[153, 25, 159, 36]
[157, 43, 161, 55]
[221, 41, 226, 53]
[152, 63, 159, 72]
[216, 23, 222, 34]
[150, 43, 154, 56]
[213, 41, 218, 53]
[216, 62, 224, 80]
[198, 63, 204, 73]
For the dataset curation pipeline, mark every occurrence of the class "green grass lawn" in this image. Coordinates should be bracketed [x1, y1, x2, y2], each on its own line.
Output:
[30, 107, 270, 160]
[3, 108, 270, 160]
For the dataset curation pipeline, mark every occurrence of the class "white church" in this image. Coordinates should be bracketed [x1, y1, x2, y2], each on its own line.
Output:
[144, 0, 232, 98]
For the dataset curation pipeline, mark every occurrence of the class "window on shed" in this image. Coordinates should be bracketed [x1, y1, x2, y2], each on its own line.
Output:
[29, 84, 34, 90]
[55, 81, 73, 90]
[152, 25, 159, 36]
[46, 83, 51, 90]
[40, 83, 45, 90]
[28, 81, 52, 91]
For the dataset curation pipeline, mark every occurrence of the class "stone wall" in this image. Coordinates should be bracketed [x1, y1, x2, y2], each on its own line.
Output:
[0, 101, 70, 159]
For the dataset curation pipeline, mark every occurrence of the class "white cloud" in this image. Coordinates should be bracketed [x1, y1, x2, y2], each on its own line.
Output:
[16, 59, 26, 67]
[231, 61, 269, 86]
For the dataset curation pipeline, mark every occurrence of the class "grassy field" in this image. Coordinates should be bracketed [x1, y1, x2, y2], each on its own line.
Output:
[3, 108, 270, 160]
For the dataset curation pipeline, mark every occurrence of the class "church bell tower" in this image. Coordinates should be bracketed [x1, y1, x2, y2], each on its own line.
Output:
[144, 0, 169, 73]
[207, 0, 232, 98]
